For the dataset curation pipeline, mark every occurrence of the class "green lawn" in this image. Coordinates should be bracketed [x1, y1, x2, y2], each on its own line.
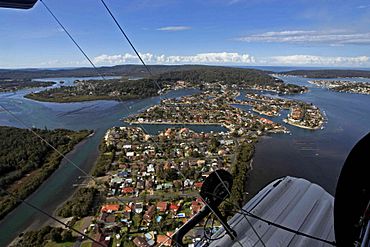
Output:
[44, 241, 75, 247]
[80, 241, 93, 247]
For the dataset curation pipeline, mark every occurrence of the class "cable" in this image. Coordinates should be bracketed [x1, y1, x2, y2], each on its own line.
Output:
[214, 170, 267, 247]
[8, 1, 182, 245]
[203, 211, 226, 241]
[39, 0, 105, 81]
[236, 209, 337, 246]
[98, 0, 155, 78]
[0, 188, 106, 247]
[31, 3, 188, 246]
[4, 3, 239, 247]
[205, 190, 337, 246]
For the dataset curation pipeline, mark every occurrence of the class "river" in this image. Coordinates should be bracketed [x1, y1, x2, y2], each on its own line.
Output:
[0, 75, 370, 246]
[0, 77, 201, 246]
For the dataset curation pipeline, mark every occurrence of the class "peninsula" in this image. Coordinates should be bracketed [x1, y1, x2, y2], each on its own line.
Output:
[0, 79, 55, 92]
[23, 66, 308, 103]
[308, 79, 370, 95]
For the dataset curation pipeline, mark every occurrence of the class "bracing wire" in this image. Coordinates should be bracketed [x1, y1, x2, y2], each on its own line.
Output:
[39, 0, 105, 80]
[203, 190, 337, 246]
[214, 170, 266, 247]
[0, 1, 182, 246]
[2, 2, 311, 247]
[98, 0, 156, 81]
[0, 188, 106, 247]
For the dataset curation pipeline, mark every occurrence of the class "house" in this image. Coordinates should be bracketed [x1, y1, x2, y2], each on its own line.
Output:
[190, 201, 204, 215]
[133, 236, 150, 247]
[105, 214, 116, 224]
[145, 180, 154, 190]
[156, 201, 168, 213]
[135, 202, 143, 214]
[124, 204, 132, 213]
[169, 203, 180, 214]
[126, 151, 135, 157]
[144, 232, 155, 246]
[137, 180, 145, 190]
[143, 205, 155, 223]
[157, 232, 173, 246]
[101, 204, 120, 213]
[147, 164, 155, 173]
[122, 187, 135, 195]
[92, 233, 110, 247]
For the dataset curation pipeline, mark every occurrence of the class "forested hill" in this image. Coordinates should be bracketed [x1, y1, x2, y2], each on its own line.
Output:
[281, 69, 370, 78]
[155, 67, 277, 85]
[0, 126, 90, 220]
[0, 64, 274, 81]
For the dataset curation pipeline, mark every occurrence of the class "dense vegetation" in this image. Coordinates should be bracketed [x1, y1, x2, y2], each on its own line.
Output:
[0, 126, 90, 220]
[92, 142, 115, 176]
[57, 187, 99, 218]
[0, 79, 54, 92]
[24, 66, 281, 102]
[25, 78, 161, 102]
[155, 66, 277, 85]
[224, 142, 254, 213]
[0, 65, 200, 80]
[14, 226, 74, 247]
[282, 69, 370, 78]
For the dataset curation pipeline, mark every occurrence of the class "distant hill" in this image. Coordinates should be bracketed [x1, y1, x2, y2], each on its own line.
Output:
[0, 64, 271, 80]
[281, 69, 370, 78]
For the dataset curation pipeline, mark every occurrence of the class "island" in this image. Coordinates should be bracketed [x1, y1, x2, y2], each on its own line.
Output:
[0, 79, 55, 92]
[308, 79, 370, 95]
[279, 69, 370, 78]
[0, 126, 91, 220]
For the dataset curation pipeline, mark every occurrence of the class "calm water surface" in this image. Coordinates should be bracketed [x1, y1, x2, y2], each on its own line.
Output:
[247, 76, 370, 197]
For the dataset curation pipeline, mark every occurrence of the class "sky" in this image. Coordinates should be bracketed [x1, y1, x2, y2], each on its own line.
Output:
[1, 0, 370, 68]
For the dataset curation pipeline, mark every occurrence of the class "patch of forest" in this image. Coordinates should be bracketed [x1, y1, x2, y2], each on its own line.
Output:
[25, 78, 161, 102]
[282, 69, 370, 78]
[0, 79, 55, 92]
[0, 126, 91, 220]
[57, 187, 100, 218]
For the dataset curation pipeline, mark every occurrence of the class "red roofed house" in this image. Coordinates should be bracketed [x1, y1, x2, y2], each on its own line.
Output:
[122, 187, 135, 195]
[156, 232, 173, 246]
[156, 201, 168, 213]
[169, 203, 180, 214]
[124, 204, 132, 213]
[190, 201, 203, 216]
[101, 204, 120, 213]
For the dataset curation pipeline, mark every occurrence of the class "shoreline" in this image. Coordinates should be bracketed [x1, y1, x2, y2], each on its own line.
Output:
[283, 118, 322, 130]
[127, 120, 230, 129]
[0, 131, 93, 246]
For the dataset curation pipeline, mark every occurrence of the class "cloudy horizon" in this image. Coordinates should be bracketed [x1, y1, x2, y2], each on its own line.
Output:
[1, 0, 370, 68]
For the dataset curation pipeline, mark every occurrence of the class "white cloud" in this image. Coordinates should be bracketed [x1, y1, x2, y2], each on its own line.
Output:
[266, 55, 369, 66]
[236, 30, 370, 45]
[157, 26, 192, 31]
[93, 52, 255, 65]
